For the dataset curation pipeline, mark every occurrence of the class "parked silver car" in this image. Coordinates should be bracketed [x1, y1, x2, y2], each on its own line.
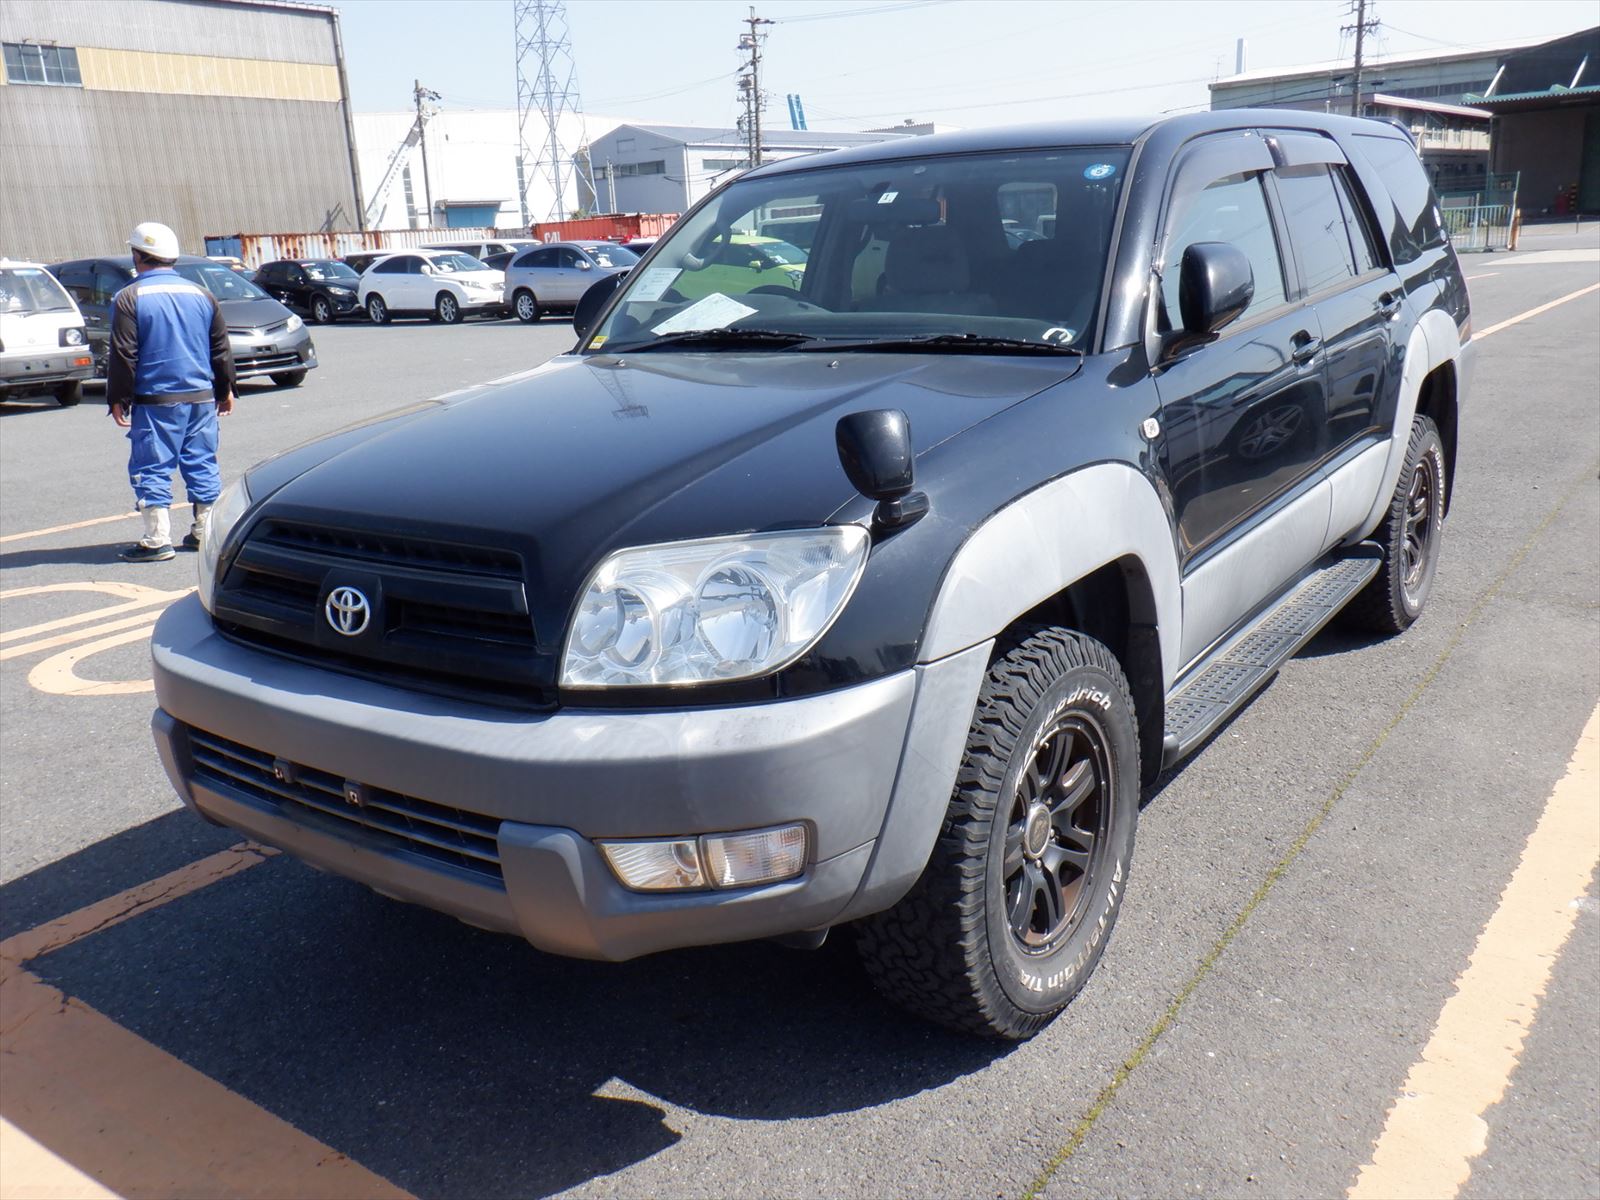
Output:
[502, 241, 637, 323]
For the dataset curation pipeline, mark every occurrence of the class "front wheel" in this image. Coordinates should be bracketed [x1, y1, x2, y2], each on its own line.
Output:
[365, 294, 390, 324]
[55, 381, 83, 407]
[434, 292, 463, 324]
[270, 370, 306, 388]
[514, 289, 541, 323]
[856, 628, 1140, 1039]
[1346, 414, 1446, 634]
[310, 294, 335, 324]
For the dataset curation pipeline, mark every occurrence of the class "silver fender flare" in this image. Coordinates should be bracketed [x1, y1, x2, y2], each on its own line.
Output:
[1357, 309, 1463, 539]
[920, 462, 1182, 691]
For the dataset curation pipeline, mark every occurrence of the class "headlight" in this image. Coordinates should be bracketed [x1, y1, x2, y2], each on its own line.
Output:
[561, 526, 870, 688]
[285, 314, 304, 332]
[59, 327, 86, 346]
[329, 286, 355, 296]
[197, 476, 252, 612]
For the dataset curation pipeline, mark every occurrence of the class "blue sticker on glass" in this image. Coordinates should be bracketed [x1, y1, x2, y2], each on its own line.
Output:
[1084, 163, 1116, 180]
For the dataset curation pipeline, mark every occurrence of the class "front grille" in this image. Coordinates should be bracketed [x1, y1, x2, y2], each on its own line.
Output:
[187, 726, 504, 885]
[235, 352, 301, 372]
[214, 519, 551, 708]
[228, 319, 292, 336]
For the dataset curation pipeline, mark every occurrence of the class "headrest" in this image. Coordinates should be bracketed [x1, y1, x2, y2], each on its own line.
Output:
[885, 225, 969, 294]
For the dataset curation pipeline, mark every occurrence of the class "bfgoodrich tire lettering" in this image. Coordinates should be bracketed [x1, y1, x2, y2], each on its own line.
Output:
[855, 628, 1140, 1039]
[1347, 414, 1446, 634]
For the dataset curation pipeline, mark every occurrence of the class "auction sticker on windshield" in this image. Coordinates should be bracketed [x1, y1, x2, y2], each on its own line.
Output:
[651, 293, 758, 335]
[629, 266, 681, 302]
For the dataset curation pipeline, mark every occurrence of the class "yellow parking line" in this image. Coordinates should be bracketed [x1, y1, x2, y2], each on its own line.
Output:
[1, 587, 188, 644]
[0, 844, 415, 1200]
[0, 513, 137, 545]
[0, 612, 170, 661]
[1348, 704, 1600, 1200]
[1476, 282, 1600, 340]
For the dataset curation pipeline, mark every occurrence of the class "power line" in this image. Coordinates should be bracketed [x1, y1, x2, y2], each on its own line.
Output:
[770, 0, 948, 24]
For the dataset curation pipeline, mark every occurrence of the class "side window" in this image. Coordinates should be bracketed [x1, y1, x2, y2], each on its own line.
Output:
[287, 266, 307, 284]
[1274, 164, 1357, 296]
[53, 263, 91, 301]
[1161, 171, 1287, 327]
[93, 265, 127, 303]
[373, 257, 406, 275]
[529, 249, 559, 268]
[1351, 134, 1445, 265]
[406, 257, 427, 275]
[555, 248, 583, 269]
[1329, 167, 1385, 273]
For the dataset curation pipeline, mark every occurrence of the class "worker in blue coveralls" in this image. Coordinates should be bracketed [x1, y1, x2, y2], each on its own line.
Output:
[107, 221, 235, 563]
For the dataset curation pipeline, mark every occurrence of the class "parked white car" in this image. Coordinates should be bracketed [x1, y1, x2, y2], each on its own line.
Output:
[358, 249, 507, 325]
[0, 260, 94, 406]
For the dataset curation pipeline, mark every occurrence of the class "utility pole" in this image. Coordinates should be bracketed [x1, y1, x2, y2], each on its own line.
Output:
[737, 8, 773, 168]
[413, 79, 439, 225]
[1342, 0, 1379, 117]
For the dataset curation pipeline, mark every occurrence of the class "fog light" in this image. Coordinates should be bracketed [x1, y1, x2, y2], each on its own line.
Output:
[597, 823, 809, 892]
[599, 838, 704, 891]
[703, 824, 808, 887]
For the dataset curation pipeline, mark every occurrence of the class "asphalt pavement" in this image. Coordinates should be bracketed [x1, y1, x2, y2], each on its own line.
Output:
[1, 233, 1596, 1200]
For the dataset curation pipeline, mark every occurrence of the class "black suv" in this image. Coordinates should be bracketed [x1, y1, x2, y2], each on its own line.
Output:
[151, 112, 1471, 1038]
[254, 259, 363, 324]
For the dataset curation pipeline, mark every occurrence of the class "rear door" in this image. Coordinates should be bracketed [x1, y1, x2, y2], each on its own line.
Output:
[547, 247, 587, 303]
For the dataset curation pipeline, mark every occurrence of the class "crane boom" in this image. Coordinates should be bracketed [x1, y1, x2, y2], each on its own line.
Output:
[363, 110, 432, 228]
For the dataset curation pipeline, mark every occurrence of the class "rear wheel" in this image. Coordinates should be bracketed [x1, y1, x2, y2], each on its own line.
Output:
[1346, 414, 1446, 634]
[514, 289, 541, 323]
[856, 628, 1140, 1038]
[55, 381, 83, 407]
[270, 370, 306, 388]
[365, 294, 390, 324]
[310, 294, 335, 324]
[434, 292, 463, 324]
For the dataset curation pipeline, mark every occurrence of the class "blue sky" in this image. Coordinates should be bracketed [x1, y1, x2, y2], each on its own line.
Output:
[335, 0, 1599, 129]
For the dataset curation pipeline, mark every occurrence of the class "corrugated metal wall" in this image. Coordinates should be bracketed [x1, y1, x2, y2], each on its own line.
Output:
[0, 0, 359, 263]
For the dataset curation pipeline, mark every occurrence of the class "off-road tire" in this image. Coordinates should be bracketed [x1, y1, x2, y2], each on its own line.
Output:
[55, 381, 83, 406]
[1346, 414, 1446, 635]
[366, 294, 390, 324]
[514, 289, 541, 323]
[855, 628, 1140, 1039]
[310, 294, 335, 324]
[434, 292, 463, 324]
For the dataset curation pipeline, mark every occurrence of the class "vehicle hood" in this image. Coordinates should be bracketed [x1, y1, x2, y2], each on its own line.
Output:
[245, 351, 1079, 642]
[220, 296, 294, 330]
[443, 269, 504, 286]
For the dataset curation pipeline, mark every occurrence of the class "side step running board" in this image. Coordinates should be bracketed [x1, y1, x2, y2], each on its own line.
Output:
[1161, 549, 1382, 767]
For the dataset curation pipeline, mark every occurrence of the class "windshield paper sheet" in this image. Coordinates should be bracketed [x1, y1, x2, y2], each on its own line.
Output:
[651, 293, 758, 335]
[628, 266, 680, 302]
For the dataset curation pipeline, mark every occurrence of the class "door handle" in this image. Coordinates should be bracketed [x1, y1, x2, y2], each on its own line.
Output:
[1377, 290, 1403, 320]
[1290, 331, 1322, 364]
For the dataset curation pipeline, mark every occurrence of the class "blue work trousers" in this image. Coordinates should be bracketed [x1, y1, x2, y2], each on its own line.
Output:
[127, 401, 220, 509]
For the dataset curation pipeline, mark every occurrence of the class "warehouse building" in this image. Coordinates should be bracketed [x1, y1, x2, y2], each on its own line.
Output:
[0, 0, 362, 263]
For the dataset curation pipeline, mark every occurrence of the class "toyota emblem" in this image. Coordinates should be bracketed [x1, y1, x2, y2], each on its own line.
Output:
[324, 586, 371, 636]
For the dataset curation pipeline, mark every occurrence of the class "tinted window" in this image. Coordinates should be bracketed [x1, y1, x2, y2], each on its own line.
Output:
[1330, 167, 1384, 273]
[94, 264, 131, 304]
[373, 257, 408, 275]
[1162, 171, 1287, 324]
[555, 248, 583, 269]
[1352, 134, 1445, 265]
[1274, 165, 1357, 296]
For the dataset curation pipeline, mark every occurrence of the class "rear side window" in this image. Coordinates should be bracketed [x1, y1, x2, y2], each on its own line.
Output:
[1352, 134, 1445, 265]
[373, 257, 407, 275]
[1330, 167, 1385, 273]
[1162, 171, 1287, 325]
[1274, 165, 1357, 295]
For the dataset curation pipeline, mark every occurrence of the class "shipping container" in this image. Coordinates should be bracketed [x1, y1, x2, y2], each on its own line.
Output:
[528, 213, 678, 244]
[204, 227, 509, 269]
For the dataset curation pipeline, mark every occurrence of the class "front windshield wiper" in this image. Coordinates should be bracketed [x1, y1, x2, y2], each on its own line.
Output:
[811, 333, 1081, 356]
[600, 328, 817, 353]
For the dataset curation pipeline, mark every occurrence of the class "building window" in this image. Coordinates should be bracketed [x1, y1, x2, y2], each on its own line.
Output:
[613, 160, 667, 177]
[3, 43, 82, 86]
[703, 158, 748, 171]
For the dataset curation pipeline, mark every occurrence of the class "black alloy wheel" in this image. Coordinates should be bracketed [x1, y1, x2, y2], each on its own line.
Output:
[514, 289, 541, 323]
[1347, 413, 1446, 634]
[856, 627, 1140, 1039]
[310, 294, 334, 324]
[366, 294, 390, 324]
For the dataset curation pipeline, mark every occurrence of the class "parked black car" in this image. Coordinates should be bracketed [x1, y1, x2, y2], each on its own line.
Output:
[254, 259, 362, 324]
[51, 255, 318, 387]
[151, 111, 1471, 1038]
[341, 251, 387, 276]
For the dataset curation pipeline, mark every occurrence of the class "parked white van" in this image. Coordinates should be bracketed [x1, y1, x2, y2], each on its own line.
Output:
[0, 260, 94, 406]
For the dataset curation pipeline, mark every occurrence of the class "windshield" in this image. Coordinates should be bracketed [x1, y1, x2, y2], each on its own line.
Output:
[173, 262, 269, 301]
[431, 252, 487, 273]
[0, 267, 75, 314]
[582, 244, 638, 269]
[304, 261, 358, 282]
[588, 147, 1129, 354]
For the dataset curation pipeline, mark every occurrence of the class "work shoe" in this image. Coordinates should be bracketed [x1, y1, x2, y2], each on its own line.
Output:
[184, 500, 212, 551]
[120, 541, 176, 563]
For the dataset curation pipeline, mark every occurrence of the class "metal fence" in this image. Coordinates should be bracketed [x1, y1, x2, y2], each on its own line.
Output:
[1441, 204, 1513, 252]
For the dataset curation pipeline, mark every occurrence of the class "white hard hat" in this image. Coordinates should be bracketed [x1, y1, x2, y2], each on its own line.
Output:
[128, 221, 180, 262]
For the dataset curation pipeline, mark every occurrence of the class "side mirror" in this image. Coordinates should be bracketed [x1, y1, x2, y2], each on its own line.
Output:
[577, 259, 593, 271]
[420, 263, 433, 275]
[1178, 242, 1254, 336]
[751, 259, 767, 272]
[835, 408, 928, 530]
[573, 271, 627, 341]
